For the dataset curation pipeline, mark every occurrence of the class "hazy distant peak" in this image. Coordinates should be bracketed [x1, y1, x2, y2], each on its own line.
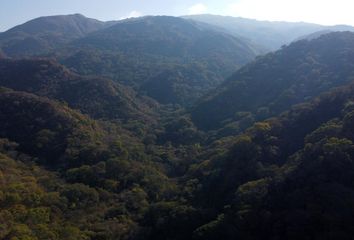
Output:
[2, 13, 105, 37]
[183, 14, 328, 50]
[114, 15, 197, 26]
[0, 14, 107, 57]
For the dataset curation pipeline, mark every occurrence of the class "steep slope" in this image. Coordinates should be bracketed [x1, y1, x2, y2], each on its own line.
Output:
[192, 32, 354, 130]
[185, 81, 354, 240]
[0, 58, 157, 122]
[57, 16, 260, 105]
[0, 88, 180, 239]
[0, 148, 90, 239]
[0, 14, 106, 57]
[73, 16, 258, 60]
[0, 88, 107, 166]
[184, 14, 354, 50]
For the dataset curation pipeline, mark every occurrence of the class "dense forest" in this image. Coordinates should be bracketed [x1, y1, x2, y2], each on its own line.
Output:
[192, 32, 354, 133]
[1, 13, 354, 240]
[0, 14, 109, 57]
[0, 58, 157, 122]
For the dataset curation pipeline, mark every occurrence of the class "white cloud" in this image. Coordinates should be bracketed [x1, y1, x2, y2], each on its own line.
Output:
[188, 3, 208, 15]
[224, 0, 354, 26]
[120, 10, 142, 20]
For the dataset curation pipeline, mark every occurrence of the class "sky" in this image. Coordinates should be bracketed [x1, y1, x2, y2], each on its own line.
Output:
[1, 0, 354, 31]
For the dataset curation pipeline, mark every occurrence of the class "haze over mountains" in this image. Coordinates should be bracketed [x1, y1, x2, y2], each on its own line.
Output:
[2, 12, 354, 240]
[2, 14, 353, 106]
[58, 16, 261, 105]
[0, 14, 110, 57]
[0, 14, 263, 105]
[192, 31, 354, 131]
[185, 14, 354, 50]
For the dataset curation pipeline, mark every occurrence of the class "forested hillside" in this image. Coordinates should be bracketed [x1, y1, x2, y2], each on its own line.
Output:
[192, 32, 354, 132]
[0, 14, 107, 57]
[182, 82, 354, 240]
[0, 150, 89, 239]
[0, 14, 263, 106]
[0, 58, 157, 122]
[0, 88, 181, 239]
[56, 16, 260, 105]
[2, 12, 354, 240]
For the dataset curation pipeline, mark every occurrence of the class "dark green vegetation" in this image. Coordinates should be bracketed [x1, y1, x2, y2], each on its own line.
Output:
[0, 15, 261, 106]
[185, 83, 354, 239]
[192, 32, 354, 132]
[57, 16, 261, 105]
[0, 14, 108, 57]
[0, 151, 89, 240]
[0, 58, 157, 122]
[2, 14, 354, 240]
[184, 14, 354, 50]
[0, 88, 178, 239]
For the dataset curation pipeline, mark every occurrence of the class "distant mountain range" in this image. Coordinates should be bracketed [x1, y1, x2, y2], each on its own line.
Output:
[2, 14, 353, 106]
[0, 14, 262, 105]
[2, 12, 354, 240]
[184, 14, 354, 50]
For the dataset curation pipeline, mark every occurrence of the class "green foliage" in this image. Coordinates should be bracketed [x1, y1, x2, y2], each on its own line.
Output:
[0, 14, 106, 57]
[56, 16, 258, 106]
[0, 89, 175, 239]
[2, 23, 354, 240]
[0, 89, 108, 166]
[0, 58, 157, 122]
[192, 32, 354, 131]
[183, 78, 354, 239]
[0, 153, 88, 239]
[157, 116, 204, 145]
[62, 183, 99, 208]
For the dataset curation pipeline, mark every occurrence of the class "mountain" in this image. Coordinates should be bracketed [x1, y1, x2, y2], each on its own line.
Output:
[72, 16, 259, 59]
[0, 88, 175, 239]
[191, 32, 354, 131]
[4, 12, 354, 240]
[0, 87, 108, 166]
[0, 14, 107, 57]
[0, 58, 157, 122]
[4, 61, 354, 239]
[296, 29, 334, 41]
[56, 16, 261, 105]
[295, 25, 354, 41]
[184, 14, 354, 50]
[0, 15, 262, 106]
[184, 80, 354, 240]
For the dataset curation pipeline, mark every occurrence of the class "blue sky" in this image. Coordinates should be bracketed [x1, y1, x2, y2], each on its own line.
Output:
[1, 0, 354, 31]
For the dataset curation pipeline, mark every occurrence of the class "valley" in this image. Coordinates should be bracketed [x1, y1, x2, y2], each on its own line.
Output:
[1, 12, 354, 240]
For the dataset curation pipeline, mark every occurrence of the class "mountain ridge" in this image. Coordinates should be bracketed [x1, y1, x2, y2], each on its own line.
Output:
[191, 31, 354, 131]
[0, 14, 107, 57]
[56, 15, 261, 105]
[0, 58, 158, 122]
[184, 14, 354, 50]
